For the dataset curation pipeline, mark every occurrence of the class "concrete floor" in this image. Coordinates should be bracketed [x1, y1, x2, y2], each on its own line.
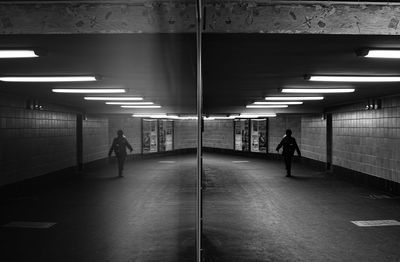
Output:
[203, 153, 400, 262]
[1, 153, 400, 262]
[0, 155, 197, 262]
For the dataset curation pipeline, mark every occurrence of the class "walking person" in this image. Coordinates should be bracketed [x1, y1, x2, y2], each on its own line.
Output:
[108, 130, 133, 177]
[276, 129, 301, 177]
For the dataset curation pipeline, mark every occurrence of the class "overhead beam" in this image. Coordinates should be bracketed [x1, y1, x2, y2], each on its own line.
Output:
[1, 1, 400, 34]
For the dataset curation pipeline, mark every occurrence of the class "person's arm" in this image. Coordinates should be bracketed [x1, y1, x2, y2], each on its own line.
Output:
[276, 140, 283, 152]
[108, 139, 115, 157]
[126, 139, 133, 152]
[294, 139, 301, 156]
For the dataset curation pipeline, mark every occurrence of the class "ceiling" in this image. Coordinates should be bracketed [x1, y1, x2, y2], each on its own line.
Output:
[1, 33, 400, 116]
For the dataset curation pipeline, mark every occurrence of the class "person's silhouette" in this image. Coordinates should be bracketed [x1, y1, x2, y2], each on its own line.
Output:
[276, 129, 301, 177]
[108, 130, 133, 177]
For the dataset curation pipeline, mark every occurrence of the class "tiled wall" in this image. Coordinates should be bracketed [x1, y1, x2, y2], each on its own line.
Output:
[0, 94, 77, 186]
[331, 96, 400, 183]
[301, 115, 327, 162]
[83, 116, 109, 163]
[203, 120, 234, 149]
[174, 119, 197, 149]
[108, 116, 142, 154]
[268, 116, 301, 153]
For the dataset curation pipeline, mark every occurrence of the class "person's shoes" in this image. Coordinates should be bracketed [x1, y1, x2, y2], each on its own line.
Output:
[286, 174, 291, 177]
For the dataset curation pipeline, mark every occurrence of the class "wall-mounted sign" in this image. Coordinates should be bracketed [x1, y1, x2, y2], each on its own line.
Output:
[250, 119, 267, 153]
[159, 120, 173, 152]
[234, 119, 250, 151]
[143, 119, 158, 153]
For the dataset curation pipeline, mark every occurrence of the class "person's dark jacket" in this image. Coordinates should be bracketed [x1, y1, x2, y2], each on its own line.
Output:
[108, 136, 133, 157]
[276, 136, 301, 157]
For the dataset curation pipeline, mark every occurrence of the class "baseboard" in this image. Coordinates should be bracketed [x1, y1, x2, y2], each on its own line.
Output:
[0, 148, 198, 196]
[300, 156, 327, 171]
[2, 149, 399, 197]
[0, 166, 79, 199]
[331, 165, 400, 195]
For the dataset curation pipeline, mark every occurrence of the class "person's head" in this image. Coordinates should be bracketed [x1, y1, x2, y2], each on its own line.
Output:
[285, 129, 292, 137]
[117, 130, 123, 137]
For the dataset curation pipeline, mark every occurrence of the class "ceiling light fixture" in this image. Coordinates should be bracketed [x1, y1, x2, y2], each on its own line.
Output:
[238, 113, 276, 118]
[359, 49, 400, 59]
[106, 102, 154, 105]
[265, 96, 324, 101]
[0, 50, 38, 58]
[246, 105, 288, 108]
[307, 75, 400, 82]
[85, 97, 143, 101]
[208, 116, 236, 120]
[122, 105, 161, 108]
[282, 88, 355, 93]
[132, 114, 177, 119]
[0, 76, 97, 82]
[254, 101, 303, 105]
[52, 89, 125, 93]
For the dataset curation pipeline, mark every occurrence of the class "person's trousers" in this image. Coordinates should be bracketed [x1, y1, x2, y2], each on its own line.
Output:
[283, 154, 292, 175]
[116, 155, 126, 175]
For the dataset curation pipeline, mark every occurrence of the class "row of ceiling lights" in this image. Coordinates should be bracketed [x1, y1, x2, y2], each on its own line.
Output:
[2, 48, 400, 117]
[0, 50, 160, 109]
[246, 48, 400, 110]
[132, 113, 277, 120]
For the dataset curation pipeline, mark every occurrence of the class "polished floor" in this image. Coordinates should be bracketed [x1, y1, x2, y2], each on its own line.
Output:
[1, 153, 400, 262]
[0, 155, 197, 262]
[203, 154, 400, 262]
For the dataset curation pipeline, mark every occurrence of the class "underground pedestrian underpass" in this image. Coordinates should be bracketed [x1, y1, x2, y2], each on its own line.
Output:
[1, 1, 400, 261]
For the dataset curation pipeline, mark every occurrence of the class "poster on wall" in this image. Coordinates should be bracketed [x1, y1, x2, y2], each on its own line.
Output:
[250, 119, 267, 153]
[234, 119, 250, 151]
[159, 120, 173, 152]
[143, 119, 158, 153]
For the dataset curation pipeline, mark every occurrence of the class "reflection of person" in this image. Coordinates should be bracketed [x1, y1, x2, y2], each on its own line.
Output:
[276, 129, 301, 177]
[108, 130, 133, 177]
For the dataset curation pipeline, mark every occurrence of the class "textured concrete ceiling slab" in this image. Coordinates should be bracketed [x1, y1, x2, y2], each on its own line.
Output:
[1, 1, 400, 34]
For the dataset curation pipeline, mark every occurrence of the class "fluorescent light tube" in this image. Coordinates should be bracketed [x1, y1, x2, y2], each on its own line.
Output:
[122, 105, 161, 108]
[254, 101, 303, 105]
[52, 89, 125, 93]
[133, 114, 167, 117]
[365, 50, 400, 59]
[238, 113, 276, 118]
[246, 105, 288, 108]
[265, 96, 324, 101]
[0, 76, 97, 82]
[282, 88, 355, 93]
[207, 116, 236, 120]
[309, 75, 400, 82]
[132, 114, 177, 119]
[85, 97, 143, 101]
[0, 50, 38, 58]
[106, 102, 153, 105]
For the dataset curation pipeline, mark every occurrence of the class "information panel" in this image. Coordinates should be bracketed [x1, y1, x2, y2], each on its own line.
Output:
[234, 119, 250, 151]
[142, 119, 158, 153]
[250, 119, 267, 153]
[159, 120, 173, 152]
